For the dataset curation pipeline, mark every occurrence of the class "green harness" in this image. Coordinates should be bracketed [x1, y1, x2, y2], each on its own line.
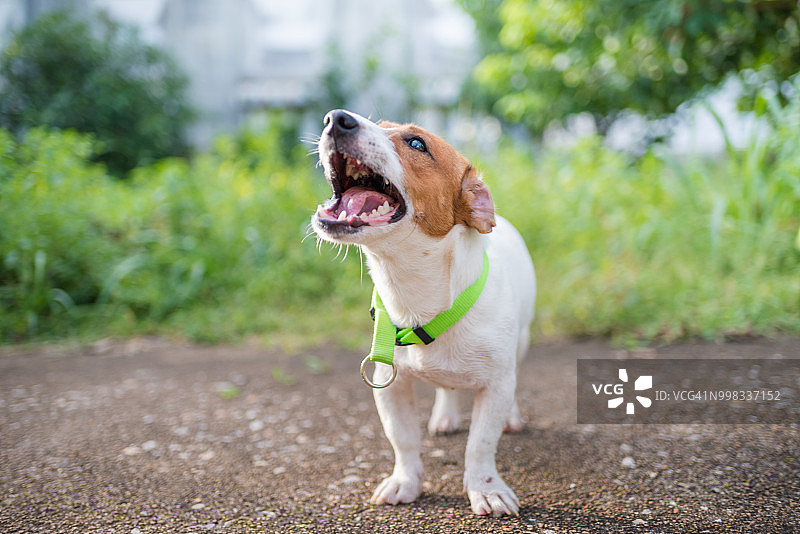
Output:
[361, 252, 490, 388]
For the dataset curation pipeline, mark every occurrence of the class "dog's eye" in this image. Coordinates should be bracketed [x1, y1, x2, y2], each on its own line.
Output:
[407, 137, 427, 153]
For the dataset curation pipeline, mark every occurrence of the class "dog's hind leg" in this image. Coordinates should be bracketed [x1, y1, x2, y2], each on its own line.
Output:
[428, 387, 461, 435]
[503, 325, 530, 433]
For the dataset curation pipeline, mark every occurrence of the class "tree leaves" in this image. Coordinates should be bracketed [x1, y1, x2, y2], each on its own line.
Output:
[459, 0, 800, 135]
[0, 10, 194, 175]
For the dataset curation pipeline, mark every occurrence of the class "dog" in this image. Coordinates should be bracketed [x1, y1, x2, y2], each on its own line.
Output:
[311, 109, 536, 517]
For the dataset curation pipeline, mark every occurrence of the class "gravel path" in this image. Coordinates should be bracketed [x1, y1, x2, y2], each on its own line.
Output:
[1, 337, 798, 533]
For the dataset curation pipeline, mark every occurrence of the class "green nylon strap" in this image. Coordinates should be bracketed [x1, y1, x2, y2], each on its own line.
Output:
[367, 291, 399, 366]
[367, 251, 490, 367]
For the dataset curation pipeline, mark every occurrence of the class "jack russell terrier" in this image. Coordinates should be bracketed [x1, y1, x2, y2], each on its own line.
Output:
[311, 109, 536, 517]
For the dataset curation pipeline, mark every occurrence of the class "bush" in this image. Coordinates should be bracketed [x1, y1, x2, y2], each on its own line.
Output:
[0, 10, 193, 175]
[1, 128, 113, 335]
[0, 121, 369, 345]
[480, 84, 800, 342]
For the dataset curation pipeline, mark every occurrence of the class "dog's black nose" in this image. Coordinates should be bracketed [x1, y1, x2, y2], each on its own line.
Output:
[325, 109, 359, 135]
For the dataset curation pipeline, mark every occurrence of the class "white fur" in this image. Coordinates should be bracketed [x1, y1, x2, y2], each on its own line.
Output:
[312, 111, 536, 517]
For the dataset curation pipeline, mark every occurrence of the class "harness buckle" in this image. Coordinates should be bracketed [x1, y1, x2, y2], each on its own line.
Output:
[412, 326, 435, 345]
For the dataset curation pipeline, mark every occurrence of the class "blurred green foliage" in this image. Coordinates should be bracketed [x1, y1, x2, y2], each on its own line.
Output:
[481, 82, 800, 341]
[0, 10, 193, 175]
[459, 0, 800, 135]
[1, 88, 798, 346]
[0, 120, 366, 346]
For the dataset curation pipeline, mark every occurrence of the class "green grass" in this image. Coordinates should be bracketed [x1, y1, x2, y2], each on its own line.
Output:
[1, 91, 798, 348]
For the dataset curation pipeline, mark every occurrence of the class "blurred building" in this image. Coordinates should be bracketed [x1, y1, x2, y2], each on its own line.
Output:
[0, 0, 478, 147]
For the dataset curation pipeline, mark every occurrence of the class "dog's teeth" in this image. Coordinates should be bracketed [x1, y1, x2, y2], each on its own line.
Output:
[337, 211, 347, 221]
[370, 209, 378, 217]
[376, 201, 392, 216]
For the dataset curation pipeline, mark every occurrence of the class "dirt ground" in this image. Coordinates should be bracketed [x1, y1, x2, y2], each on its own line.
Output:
[1, 337, 798, 533]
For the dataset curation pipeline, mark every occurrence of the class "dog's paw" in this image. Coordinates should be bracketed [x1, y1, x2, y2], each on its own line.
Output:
[428, 388, 461, 435]
[428, 411, 461, 435]
[503, 415, 523, 433]
[370, 474, 423, 506]
[503, 401, 523, 433]
[465, 476, 520, 517]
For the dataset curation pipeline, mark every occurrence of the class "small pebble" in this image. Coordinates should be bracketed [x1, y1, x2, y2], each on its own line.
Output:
[122, 446, 142, 456]
[621, 456, 636, 469]
[249, 420, 264, 432]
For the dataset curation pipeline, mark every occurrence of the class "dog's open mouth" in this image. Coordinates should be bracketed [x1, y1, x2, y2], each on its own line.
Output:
[316, 151, 406, 230]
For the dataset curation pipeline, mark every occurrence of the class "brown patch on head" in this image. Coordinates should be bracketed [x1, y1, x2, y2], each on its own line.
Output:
[378, 121, 495, 237]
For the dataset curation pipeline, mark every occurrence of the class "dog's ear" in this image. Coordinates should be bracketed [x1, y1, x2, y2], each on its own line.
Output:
[458, 166, 495, 234]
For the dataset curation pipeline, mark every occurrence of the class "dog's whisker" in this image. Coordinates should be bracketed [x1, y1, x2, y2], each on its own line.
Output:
[301, 224, 317, 244]
[334, 243, 351, 262]
[299, 135, 320, 145]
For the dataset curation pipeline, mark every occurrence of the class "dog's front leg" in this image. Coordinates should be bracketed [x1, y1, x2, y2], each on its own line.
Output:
[463, 384, 520, 516]
[369, 370, 424, 506]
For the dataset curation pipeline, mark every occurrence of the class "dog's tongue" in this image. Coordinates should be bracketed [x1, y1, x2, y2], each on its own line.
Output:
[341, 186, 392, 216]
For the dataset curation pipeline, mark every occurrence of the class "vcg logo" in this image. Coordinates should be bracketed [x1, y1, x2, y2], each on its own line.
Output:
[591, 369, 653, 415]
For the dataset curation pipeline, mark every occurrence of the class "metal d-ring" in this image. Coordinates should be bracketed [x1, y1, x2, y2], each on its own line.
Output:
[360, 355, 398, 389]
